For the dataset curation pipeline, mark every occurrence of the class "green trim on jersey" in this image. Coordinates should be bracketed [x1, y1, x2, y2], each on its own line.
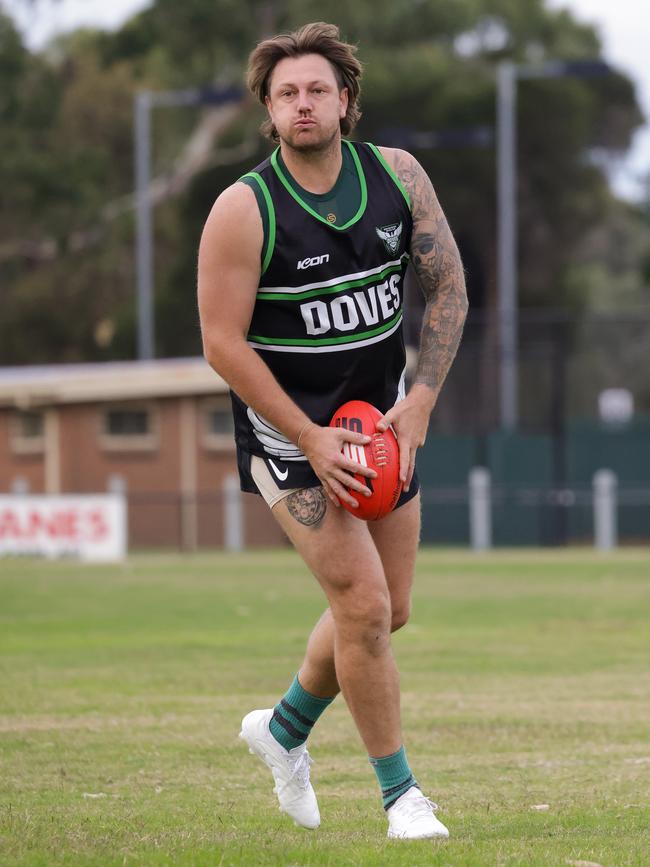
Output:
[248, 309, 402, 348]
[270, 140, 368, 230]
[239, 171, 276, 274]
[366, 143, 411, 210]
[276, 144, 359, 225]
[257, 259, 405, 302]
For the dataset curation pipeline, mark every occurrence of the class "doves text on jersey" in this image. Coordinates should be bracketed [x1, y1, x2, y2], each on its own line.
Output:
[300, 274, 401, 336]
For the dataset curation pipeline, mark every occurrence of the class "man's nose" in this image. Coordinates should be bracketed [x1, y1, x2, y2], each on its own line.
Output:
[297, 89, 313, 111]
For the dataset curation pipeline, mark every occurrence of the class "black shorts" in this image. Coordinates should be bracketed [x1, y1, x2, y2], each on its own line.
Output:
[236, 447, 419, 512]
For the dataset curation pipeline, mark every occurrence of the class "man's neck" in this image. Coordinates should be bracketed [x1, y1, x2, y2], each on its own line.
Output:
[279, 135, 343, 194]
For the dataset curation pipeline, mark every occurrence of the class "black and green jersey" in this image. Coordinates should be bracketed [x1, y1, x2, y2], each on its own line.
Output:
[232, 139, 413, 466]
[242, 141, 362, 235]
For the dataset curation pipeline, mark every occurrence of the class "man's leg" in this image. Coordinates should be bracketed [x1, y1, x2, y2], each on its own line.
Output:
[274, 491, 447, 838]
[272, 489, 402, 757]
[264, 494, 421, 748]
[240, 487, 403, 829]
[242, 485, 446, 835]
[297, 494, 421, 700]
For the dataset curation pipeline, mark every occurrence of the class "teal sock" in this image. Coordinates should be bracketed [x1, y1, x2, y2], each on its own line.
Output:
[370, 745, 418, 810]
[268, 674, 335, 751]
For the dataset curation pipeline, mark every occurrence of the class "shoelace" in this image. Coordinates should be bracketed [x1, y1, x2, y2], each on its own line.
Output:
[288, 750, 313, 789]
[401, 793, 439, 822]
[275, 749, 313, 794]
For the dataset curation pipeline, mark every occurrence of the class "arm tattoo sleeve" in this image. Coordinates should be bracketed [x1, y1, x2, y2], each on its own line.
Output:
[393, 150, 469, 398]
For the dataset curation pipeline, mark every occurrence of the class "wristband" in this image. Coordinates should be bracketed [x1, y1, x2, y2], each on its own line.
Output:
[297, 421, 315, 451]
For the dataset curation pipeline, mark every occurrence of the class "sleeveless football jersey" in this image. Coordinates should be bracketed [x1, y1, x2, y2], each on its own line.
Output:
[232, 140, 413, 471]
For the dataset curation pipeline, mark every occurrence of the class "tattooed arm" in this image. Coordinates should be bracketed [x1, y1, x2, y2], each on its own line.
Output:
[394, 149, 468, 396]
[377, 148, 468, 489]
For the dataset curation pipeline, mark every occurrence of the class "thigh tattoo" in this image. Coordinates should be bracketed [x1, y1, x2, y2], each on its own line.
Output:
[286, 486, 326, 527]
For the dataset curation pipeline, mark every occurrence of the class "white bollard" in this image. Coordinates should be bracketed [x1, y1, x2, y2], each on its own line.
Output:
[107, 475, 128, 555]
[223, 474, 244, 551]
[107, 474, 127, 495]
[469, 467, 492, 551]
[593, 469, 617, 551]
[11, 477, 29, 494]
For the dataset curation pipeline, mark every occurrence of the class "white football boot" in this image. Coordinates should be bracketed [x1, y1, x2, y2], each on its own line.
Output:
[386, 786, 449, 839]
[239, 708, 320, 829]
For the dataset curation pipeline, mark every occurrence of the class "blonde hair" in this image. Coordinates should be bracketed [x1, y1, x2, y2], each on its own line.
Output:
[246, 22, 363, 142]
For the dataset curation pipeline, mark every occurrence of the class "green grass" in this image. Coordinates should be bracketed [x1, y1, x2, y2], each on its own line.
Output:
[1, 548, 649, 866]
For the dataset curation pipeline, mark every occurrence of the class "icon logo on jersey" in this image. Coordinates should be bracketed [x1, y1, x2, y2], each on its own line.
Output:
[267, 459, 289, 481]
[297, 253, 330, 270]
[375, 222, 403, 255]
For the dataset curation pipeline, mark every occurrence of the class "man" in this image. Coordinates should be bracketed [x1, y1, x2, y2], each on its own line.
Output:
[198, 22, 467, 840]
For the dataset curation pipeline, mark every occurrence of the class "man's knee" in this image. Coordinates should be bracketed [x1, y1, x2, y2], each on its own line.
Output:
[332, 589, 391, 653]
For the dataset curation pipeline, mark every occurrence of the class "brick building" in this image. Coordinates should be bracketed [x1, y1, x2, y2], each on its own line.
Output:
[0, 358, 284, 548]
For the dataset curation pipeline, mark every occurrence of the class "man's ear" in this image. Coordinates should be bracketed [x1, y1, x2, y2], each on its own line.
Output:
[339, 87, 349, 119]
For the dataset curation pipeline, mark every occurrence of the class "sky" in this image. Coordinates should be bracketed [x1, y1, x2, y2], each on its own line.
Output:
[4, 0, 649, 201]
[547, 0, 650, 200]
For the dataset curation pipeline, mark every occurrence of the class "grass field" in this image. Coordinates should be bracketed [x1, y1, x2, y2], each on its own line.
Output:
[1, 548, 649, 866]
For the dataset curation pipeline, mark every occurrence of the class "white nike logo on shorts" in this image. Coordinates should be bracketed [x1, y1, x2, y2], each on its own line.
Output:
[267, 459, 289, 481]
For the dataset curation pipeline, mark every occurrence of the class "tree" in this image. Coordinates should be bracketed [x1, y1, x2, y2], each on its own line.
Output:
[0, 0, 644, 368]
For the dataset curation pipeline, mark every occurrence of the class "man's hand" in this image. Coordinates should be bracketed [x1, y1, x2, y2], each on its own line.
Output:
[300, 425, 377, 509]
[376, 384, 436, 492]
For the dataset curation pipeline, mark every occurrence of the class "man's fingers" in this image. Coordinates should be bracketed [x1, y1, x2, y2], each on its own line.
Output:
[322, 481, 340, 508]
[334, 469, 372, 497]
[404, 453, 416, 493]
[326, 465, 372, 505]
[375, 411, 394, 433]
[398, 438, 410, 484]
[338, 429, 371, 445]
[328, 478, 359, 509]
[333, 432, 377, 478]
[341, 457, 376, 479]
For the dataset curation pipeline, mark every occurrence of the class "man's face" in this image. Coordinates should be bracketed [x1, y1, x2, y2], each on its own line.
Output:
[265, 53, 348, 153]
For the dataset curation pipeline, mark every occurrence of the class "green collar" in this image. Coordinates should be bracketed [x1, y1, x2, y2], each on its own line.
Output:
[270, 140, 368, 231]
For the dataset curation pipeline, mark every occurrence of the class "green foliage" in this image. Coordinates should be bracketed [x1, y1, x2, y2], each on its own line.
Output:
[0, 0, 646, 365]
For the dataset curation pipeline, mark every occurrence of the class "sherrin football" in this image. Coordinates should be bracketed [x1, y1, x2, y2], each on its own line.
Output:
[329, 400, 402, 521]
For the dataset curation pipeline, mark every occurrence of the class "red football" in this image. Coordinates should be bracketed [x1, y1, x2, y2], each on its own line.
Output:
[329, 400, 403, 521]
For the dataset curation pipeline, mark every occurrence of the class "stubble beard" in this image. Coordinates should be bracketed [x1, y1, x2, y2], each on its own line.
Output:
[280, 124, 340, 158]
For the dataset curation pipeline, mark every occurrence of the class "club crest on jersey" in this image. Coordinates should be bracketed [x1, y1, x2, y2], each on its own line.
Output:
[375, 222, 403, 255]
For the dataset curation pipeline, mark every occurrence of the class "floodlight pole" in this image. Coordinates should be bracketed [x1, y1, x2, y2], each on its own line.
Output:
[495, 59, 611, 432]
[496, 62, 517, 432]
[134, 91, 154, 361]
[133, 86, 243, 360]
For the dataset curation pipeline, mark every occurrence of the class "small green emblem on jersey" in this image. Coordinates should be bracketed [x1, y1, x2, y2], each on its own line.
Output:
[375, 222, 403, 255]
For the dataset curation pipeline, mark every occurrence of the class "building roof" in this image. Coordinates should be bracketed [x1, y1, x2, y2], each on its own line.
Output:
[0, 357, 228, 408]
